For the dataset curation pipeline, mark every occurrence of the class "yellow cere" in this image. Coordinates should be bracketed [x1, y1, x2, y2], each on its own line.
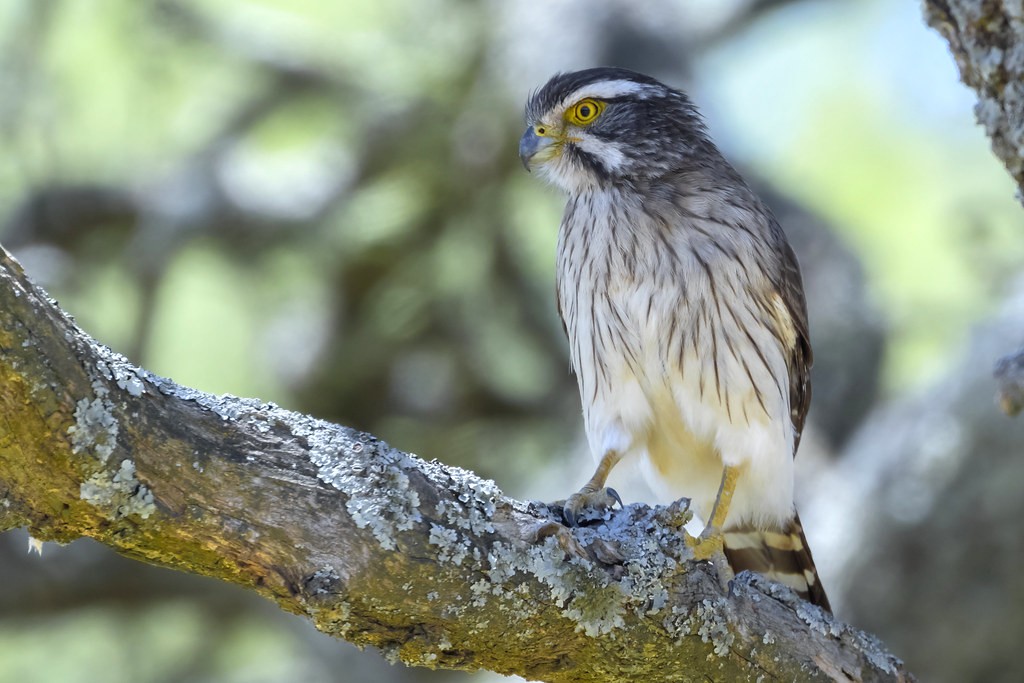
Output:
[566, 98, 605, 126]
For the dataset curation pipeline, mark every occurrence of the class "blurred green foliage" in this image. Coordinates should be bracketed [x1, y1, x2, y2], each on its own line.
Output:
[0, 603, 318, 683]
[701, 0, 1023, 385]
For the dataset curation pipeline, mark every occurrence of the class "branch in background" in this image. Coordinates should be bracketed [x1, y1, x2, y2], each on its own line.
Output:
[0, 244, 912, 682]
[924, 1, 1024, 416]
[924, 0, 1024, 200]
[995, 345, 1024, 416]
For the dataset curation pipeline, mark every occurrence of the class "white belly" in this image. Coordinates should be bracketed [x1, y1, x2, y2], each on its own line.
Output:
[557, 200, 796, 530]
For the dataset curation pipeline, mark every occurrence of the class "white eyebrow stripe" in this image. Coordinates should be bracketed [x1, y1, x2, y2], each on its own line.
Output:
[564, 79, 658, 104]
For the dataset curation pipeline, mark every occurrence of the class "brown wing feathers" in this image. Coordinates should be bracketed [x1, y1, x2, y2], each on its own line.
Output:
[724, 514, 831, 612]
[723, 221, 831, 612]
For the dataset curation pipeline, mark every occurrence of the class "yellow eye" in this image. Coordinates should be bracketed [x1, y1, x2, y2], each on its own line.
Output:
[566, 98, 604, 126]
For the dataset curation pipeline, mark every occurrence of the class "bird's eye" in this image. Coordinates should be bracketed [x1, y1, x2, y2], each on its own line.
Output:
[566, 98, 604, 125]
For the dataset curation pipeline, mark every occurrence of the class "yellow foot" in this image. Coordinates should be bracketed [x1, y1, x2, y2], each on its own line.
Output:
[687, 527, 725, 562]
[563, 487, 622, 527]
[687, 522, 734, 592]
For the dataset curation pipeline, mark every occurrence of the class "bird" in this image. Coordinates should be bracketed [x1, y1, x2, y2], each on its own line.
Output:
[519, 67, 830, 611]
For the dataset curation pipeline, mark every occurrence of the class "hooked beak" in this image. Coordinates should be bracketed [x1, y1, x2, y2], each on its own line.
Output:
[519, 126, 554, 171]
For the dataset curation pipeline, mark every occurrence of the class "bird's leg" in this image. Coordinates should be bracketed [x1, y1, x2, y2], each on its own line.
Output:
[689, 464, 741, 561]
[563, 449, 623, 526]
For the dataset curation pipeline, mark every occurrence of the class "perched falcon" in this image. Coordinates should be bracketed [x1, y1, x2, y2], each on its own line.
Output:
[520, 67, 830, 611]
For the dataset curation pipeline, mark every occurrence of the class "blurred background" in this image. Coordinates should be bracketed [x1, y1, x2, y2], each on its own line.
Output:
[2, 0, 1024, 681]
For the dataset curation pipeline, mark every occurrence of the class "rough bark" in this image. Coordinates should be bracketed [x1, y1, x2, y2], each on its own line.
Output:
[0, 245, 911, 682]
[924, 0, 1024, 415]
[925, 0, 1024, 200]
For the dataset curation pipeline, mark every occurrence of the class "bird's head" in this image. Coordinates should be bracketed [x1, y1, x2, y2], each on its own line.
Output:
[520, 67, 711, 194]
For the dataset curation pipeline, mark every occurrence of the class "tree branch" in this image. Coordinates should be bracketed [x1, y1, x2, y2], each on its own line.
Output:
[0, 245, 911, 682]
[995, 345, 1024, 416]
[924, 0, 1024, 200]
[924, 0, 1024, 415]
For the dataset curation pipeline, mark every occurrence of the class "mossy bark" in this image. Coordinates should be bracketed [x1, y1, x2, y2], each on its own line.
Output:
[0, 246, 912, 682]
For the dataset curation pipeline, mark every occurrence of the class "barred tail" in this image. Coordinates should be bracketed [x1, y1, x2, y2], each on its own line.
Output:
[723, 513, 831, 612]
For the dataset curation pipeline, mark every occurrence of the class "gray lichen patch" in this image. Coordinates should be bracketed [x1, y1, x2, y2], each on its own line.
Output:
[570, 504, 691, 609]
[292, 418, 423, 551]
[89, 344, 152, 400]
[791, 591, 900, 675]
[462, 504, 696, 640]
[663, 598, 735, 657]
[428, 523, 471, 566]
[145, 369, 266, 422]
[65, 351, 163, 520]
[693, 599, 735, 657]
[112, 365, 146, 397]
[88, 340, 272, 424]
[795, 600, 842, 639]
[561, 580, 628, 637]
[344, 452, 422, 551]
[851, 629, 901, 676]
[421, 460, 501, 536]
[80, 458, 156, 519]
[731, 573, 905, 676]
[68, 381, 118, 461]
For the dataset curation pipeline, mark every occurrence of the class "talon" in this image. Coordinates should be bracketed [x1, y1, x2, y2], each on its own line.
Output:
[606, 487, 623, 508]
[564, 497, 580, 528]
[562, 487, 621, 526]
[557, 449, 624, 526]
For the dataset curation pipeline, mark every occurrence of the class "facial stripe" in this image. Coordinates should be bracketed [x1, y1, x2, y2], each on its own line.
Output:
[561, 79, 660, 105]
[573, 136, 628, 173]
[564, 145, 611, 182]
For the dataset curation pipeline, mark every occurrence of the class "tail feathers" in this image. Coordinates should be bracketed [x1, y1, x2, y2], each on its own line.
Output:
[723, 513, 831, 613]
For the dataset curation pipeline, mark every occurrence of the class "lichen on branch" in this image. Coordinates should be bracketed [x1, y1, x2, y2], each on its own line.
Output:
[925, 0, 1024, 200]
[0, 245, 912, 682]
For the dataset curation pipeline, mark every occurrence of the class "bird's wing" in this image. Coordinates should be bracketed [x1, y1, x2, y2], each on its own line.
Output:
[772, 219, 813, 450]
